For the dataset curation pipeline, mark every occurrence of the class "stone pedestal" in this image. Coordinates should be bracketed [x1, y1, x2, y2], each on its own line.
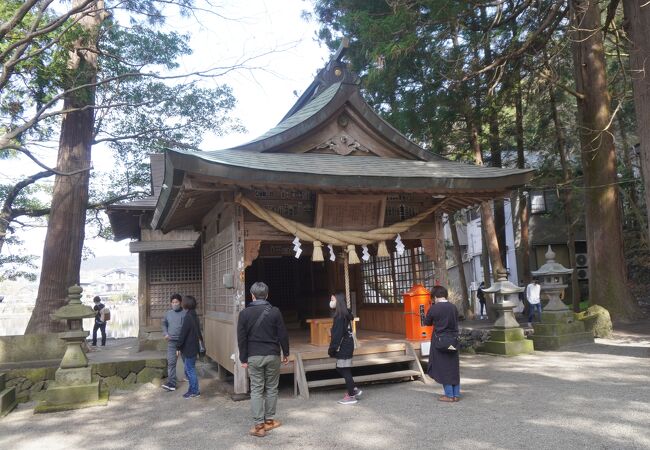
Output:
[0, 372, 18, 417]
[35, 285, 109, 413]
[530, 310, 594, 350]
[477, 302, 534, 356]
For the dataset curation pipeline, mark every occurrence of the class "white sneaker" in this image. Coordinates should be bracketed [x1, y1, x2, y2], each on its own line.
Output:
[353, 388, 363, 398]
[338, 394, 358, 405]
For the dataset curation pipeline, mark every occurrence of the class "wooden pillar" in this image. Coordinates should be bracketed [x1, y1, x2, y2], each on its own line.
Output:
[232, 204, 249, 394]
[138, 252, 149, 330]
[434, 212, 449, 287]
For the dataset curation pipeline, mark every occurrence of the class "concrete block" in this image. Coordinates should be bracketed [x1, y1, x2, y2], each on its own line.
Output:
[55, 367, 92, 385]
[127, 360, 146, 374]
[35, 388, 108, 414]
[101, 375, 125, 391]
[115, 362, 131, 379]
[1, 387, 17, 417]
[137, 367, 164, 384]
[94, 362, 118, 378]
[0, 334, 66, 364]
[42, 381, 100, 405]
[145, 358, 167, 369]
[124, 372, 137, 384]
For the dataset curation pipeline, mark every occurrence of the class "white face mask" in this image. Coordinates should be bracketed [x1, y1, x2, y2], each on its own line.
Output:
[329, 299, 337, 309]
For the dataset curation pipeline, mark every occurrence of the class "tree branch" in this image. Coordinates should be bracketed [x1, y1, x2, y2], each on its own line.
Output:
[461, 0, 567, 81]
[6, 145, 92, 176]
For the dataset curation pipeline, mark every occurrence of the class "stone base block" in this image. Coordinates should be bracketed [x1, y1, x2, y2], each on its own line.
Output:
[35, 389, 108, 414]
[1, 387, 18, 417]
[477, 326, 534, 356]
[530, 311, 595, 350]
[55, 367, 92, 385]
[531, 331, 594, 350]
[41, 380, 100, 406]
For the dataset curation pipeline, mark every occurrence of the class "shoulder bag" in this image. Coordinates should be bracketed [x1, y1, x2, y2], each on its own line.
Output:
[433, 331, 459, 353]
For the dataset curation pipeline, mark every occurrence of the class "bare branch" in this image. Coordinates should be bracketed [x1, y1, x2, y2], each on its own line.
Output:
[6, 145, 92, 176]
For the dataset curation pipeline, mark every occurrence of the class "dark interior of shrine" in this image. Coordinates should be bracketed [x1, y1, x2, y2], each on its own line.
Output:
[244, 243, 348, 328]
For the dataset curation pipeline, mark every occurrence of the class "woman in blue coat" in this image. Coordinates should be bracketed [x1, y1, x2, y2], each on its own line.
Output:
[424, 285, 461, 402]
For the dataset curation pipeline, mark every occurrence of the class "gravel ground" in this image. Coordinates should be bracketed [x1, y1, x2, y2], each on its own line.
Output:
[1, 330, 649, 450]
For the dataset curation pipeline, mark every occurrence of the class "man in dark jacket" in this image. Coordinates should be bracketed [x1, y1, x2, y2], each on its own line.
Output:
[237, 282, 289, 438]
[92, 296, 107, 346]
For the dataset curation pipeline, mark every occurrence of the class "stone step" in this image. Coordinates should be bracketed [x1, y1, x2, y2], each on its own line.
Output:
[307, 369, 422, 388]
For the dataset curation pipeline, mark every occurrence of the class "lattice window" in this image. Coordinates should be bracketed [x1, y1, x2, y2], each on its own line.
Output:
[361, 247, 434, 304]
[149, 249, 201, 283]
[147, 248, 202, 319]
[204, 244, 233, 314]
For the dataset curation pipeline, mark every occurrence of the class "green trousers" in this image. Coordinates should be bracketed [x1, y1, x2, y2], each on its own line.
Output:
[248, 355, 281, 424]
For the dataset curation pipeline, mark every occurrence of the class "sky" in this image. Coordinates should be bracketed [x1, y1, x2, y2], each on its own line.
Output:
[2, 0, 331, 271]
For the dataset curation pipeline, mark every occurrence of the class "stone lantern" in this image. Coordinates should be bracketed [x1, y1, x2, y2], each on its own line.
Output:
[528, 246, 593, 350]
[35, 285, 108, 413]
[477, 269, 534, 355]
[531, 245, 574, 312]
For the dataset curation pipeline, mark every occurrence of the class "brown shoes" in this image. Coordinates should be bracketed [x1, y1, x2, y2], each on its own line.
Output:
[250, 419, 281, 437]
[438, 395, 455, 402]
[249, 423, 266, 437]
[264, 419, 282, 431]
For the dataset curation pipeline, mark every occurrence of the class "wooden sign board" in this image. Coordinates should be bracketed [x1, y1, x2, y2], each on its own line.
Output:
[314, 194, 386, 231]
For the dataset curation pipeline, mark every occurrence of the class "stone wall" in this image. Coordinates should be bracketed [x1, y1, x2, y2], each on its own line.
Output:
[5, 358, 167, 403]
[0, 334, 66, 364]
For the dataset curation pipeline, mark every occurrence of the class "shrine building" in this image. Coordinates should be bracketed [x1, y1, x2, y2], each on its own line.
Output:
[108, 43, 533, 395]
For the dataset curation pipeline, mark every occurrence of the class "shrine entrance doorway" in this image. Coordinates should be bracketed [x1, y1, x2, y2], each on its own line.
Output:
[243, 241, 362, 331]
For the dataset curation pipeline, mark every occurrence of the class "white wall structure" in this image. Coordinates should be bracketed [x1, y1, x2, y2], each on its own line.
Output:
[445, 199, 525, 316]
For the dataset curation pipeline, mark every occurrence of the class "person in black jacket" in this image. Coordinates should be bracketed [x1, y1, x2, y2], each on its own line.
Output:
[327, 293, 361, 405]
[424, 285, 461, 402]
[91, 296, 107, 346]
[176, 295, 203, 399]
[237, 282, 289, 437]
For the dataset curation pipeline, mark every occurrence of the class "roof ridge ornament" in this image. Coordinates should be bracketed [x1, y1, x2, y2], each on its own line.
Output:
[280, 37, 359, 122]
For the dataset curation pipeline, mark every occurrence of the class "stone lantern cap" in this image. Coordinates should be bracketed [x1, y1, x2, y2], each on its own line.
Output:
[482, 270, 524, 296]
[51, 285, 95, 321]
[531, 245, 574, 277]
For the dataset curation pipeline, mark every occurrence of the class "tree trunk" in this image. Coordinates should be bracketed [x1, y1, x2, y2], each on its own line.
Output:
[514, 66, 530, 283]
[569, 0, 639, 320]
[549, 83, 581, 312]
[465, 111, 505, 282]
[480, 201, 506, 278]
[449, 213, 472, 318]
[622, 0, 650, 244]
[488, 112, 507, 268]
[26, 1, 103, 333]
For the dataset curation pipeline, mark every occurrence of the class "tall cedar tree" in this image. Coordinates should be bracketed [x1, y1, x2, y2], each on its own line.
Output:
[569, 0, 638, 320]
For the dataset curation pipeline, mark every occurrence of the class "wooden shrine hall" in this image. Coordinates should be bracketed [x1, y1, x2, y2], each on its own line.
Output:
[108, 42, 533, 396]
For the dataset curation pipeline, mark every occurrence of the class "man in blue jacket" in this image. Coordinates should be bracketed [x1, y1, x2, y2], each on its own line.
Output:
[237, 282, 289, 437]
[161, 293, 185, 391]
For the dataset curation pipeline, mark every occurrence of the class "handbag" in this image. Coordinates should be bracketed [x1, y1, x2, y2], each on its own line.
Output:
[433, 332, 459, 353]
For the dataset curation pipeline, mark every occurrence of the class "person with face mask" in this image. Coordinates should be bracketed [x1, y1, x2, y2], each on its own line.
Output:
[161, 293, 186, 392]
[92, 296, 107, 346]
[327, 293, 362, 405]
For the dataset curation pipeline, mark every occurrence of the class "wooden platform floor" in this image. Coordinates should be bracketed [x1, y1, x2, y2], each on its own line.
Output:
[281, 328, 426, 374]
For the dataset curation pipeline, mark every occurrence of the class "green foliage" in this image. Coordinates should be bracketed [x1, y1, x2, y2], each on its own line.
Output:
[0, 1, 244, 267]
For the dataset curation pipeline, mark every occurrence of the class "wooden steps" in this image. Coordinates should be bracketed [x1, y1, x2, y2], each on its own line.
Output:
[307, 370, 422, 388]
[293, 341, 430, 398]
